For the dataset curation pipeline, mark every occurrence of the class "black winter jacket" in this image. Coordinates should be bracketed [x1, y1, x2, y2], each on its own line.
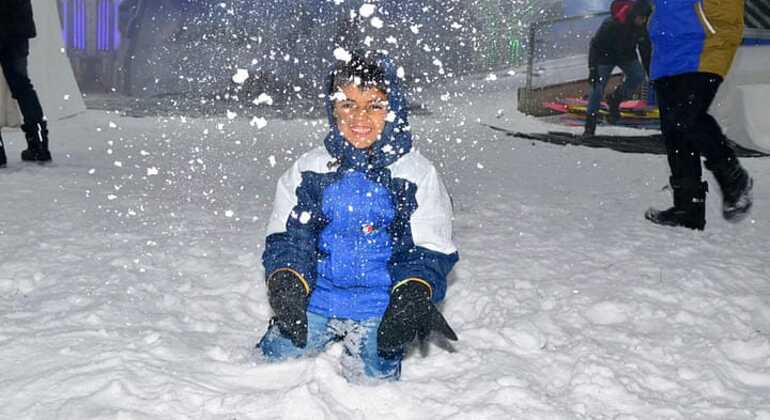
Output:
[0, 0, 37, 45]
[588, 7, 651, 72]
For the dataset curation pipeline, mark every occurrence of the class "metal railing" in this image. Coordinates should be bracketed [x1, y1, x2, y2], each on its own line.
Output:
[525, 12, 609, 90]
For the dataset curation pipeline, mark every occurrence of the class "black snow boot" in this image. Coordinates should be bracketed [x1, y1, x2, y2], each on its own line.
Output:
[706, 159, 753, 222]
[645, 177, 707, 230]
[606, 89, 623, 124]
[583, 113, 597, 137]
[0, 133, 6, 167]
[21, 122, 52, 162]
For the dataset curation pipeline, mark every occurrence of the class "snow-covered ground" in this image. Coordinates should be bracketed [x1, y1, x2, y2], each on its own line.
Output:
[1, 74, 769, 419]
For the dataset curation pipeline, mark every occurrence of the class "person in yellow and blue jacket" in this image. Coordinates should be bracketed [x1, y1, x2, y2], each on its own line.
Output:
[645, 0, 753, 230]
[256, 51, 459, 382]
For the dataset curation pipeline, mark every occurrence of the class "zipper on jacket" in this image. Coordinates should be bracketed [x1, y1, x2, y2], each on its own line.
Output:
[696, 2, 717, 35]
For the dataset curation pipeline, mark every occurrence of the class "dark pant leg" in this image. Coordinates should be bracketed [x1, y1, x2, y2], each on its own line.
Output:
[684, 75, 738, 167]
[654, 76, 703, 180]
[586, 64, 615, 117]
[616, 60, 645, 100]
[0, 39, 45, 125]
[658, 73, 738, 167]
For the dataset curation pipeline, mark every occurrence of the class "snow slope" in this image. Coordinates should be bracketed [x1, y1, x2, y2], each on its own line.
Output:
[1, 74, 769, 419]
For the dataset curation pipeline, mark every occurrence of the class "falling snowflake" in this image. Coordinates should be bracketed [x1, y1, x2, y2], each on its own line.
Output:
[232, 69, 249, 84]
[253, 93, 273, 106]
[334, 47, 352, 62]
[359, 4, 376, 17]
[250, 117, 268, 129]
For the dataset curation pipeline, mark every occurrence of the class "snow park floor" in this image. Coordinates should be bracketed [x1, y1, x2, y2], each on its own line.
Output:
[1, 74, 770, 419]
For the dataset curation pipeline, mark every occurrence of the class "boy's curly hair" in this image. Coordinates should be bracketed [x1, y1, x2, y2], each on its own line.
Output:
[328, 51, 388, 96]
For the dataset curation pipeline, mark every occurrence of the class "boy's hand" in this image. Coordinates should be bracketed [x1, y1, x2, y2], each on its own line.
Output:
[267, 270, 309, 348]
[377, 281, 458, 357]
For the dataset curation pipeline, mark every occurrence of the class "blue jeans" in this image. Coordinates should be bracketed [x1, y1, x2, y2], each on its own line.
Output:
[586, 60, 645, 118]
[258, 311, 403, 382]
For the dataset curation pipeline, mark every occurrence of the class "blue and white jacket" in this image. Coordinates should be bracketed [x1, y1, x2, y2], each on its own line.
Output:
[262, 57, 459, 321]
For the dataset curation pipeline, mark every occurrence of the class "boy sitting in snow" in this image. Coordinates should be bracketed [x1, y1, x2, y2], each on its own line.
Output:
[256, 51, 459, 381]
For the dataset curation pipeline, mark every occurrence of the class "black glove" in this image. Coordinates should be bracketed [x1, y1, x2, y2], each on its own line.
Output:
[377, 281, 458, 357]
[267, 270, 309, 348]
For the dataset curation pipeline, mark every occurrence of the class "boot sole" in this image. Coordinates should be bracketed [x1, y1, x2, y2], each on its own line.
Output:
[724, 203, 752, 223]
[723, 178, 753, 223]
[645, 208, 705, 230]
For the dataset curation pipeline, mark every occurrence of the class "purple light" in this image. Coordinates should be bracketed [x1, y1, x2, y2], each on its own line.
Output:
[74, 0, 86, 50]
[60, 0, 69, 47]
[98, 0, 108, 50]
[114, 0, 122, 49]
[96, 0, 120, 51]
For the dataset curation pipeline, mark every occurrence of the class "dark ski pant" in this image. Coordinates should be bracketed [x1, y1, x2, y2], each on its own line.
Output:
[0, 38, 45, 126]
[654, 72, 738, 180]
[586, 60, 645, 118]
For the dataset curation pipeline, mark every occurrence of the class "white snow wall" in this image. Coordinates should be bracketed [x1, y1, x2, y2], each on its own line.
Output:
[0, 0, 85, 128]
[711, 45, 770, 153]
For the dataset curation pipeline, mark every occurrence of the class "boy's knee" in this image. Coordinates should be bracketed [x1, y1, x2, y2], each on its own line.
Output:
[358, 321, 403, 380]
[257, 326, 308, 361]
[363, 356, 402, 380]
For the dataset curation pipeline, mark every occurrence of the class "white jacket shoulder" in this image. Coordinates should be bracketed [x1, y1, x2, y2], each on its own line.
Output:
[294, 146, 336, 174]
[388, 148, 434, 182]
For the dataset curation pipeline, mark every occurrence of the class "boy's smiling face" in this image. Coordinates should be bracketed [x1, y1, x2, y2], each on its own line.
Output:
[333, 84, 389, 149]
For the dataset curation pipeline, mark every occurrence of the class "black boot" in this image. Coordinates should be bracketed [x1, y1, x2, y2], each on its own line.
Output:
[645, 177, 707, 230]
[706, 158, 753, 222]
[583, 113, 597, 137]
[606, 89, 622, 124]
[0, 132, 6, 167]
[21, 122, 52, 162]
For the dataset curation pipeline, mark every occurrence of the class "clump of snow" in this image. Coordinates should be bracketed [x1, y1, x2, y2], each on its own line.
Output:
[370, 17, 384, 29]
[231, 69, 249, 85]
[252, 93, 273, 106]
[333, 47, 352, 63]
[359, 4, 376, 18]
[249, 117, 267, 129]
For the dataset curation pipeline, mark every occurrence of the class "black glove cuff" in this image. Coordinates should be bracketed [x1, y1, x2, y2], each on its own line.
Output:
[268, 270, 308, 299]
[392, 280, 431, 301]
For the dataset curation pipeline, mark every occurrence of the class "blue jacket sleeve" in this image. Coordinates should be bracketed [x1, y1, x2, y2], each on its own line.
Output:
[389, 165, 459, 303]
[262, 162, 328, 293]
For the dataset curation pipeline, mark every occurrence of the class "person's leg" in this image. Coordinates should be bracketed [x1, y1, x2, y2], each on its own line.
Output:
[657, 76, 703, 181]
[258, 311, 336, 361]
[584, 64, 613, 136]
[645, 75, 707, 230]
[669, 73, 753, 221]
[0, 39, 44, 126]
[615, 60, 645, 101]
[340, 317, 402, 382]
[0, 39, 50, 162]
[607, 60, 645, 124]
[0, 130, 6, 167]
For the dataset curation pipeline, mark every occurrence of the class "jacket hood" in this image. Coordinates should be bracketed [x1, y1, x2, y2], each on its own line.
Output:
[323, 53, 412, 172]
[612, 0, 650, 24]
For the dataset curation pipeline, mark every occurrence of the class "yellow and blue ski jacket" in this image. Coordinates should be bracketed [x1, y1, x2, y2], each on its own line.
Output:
[262, 56, 458, 321]
[649, 0, 745, 80]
